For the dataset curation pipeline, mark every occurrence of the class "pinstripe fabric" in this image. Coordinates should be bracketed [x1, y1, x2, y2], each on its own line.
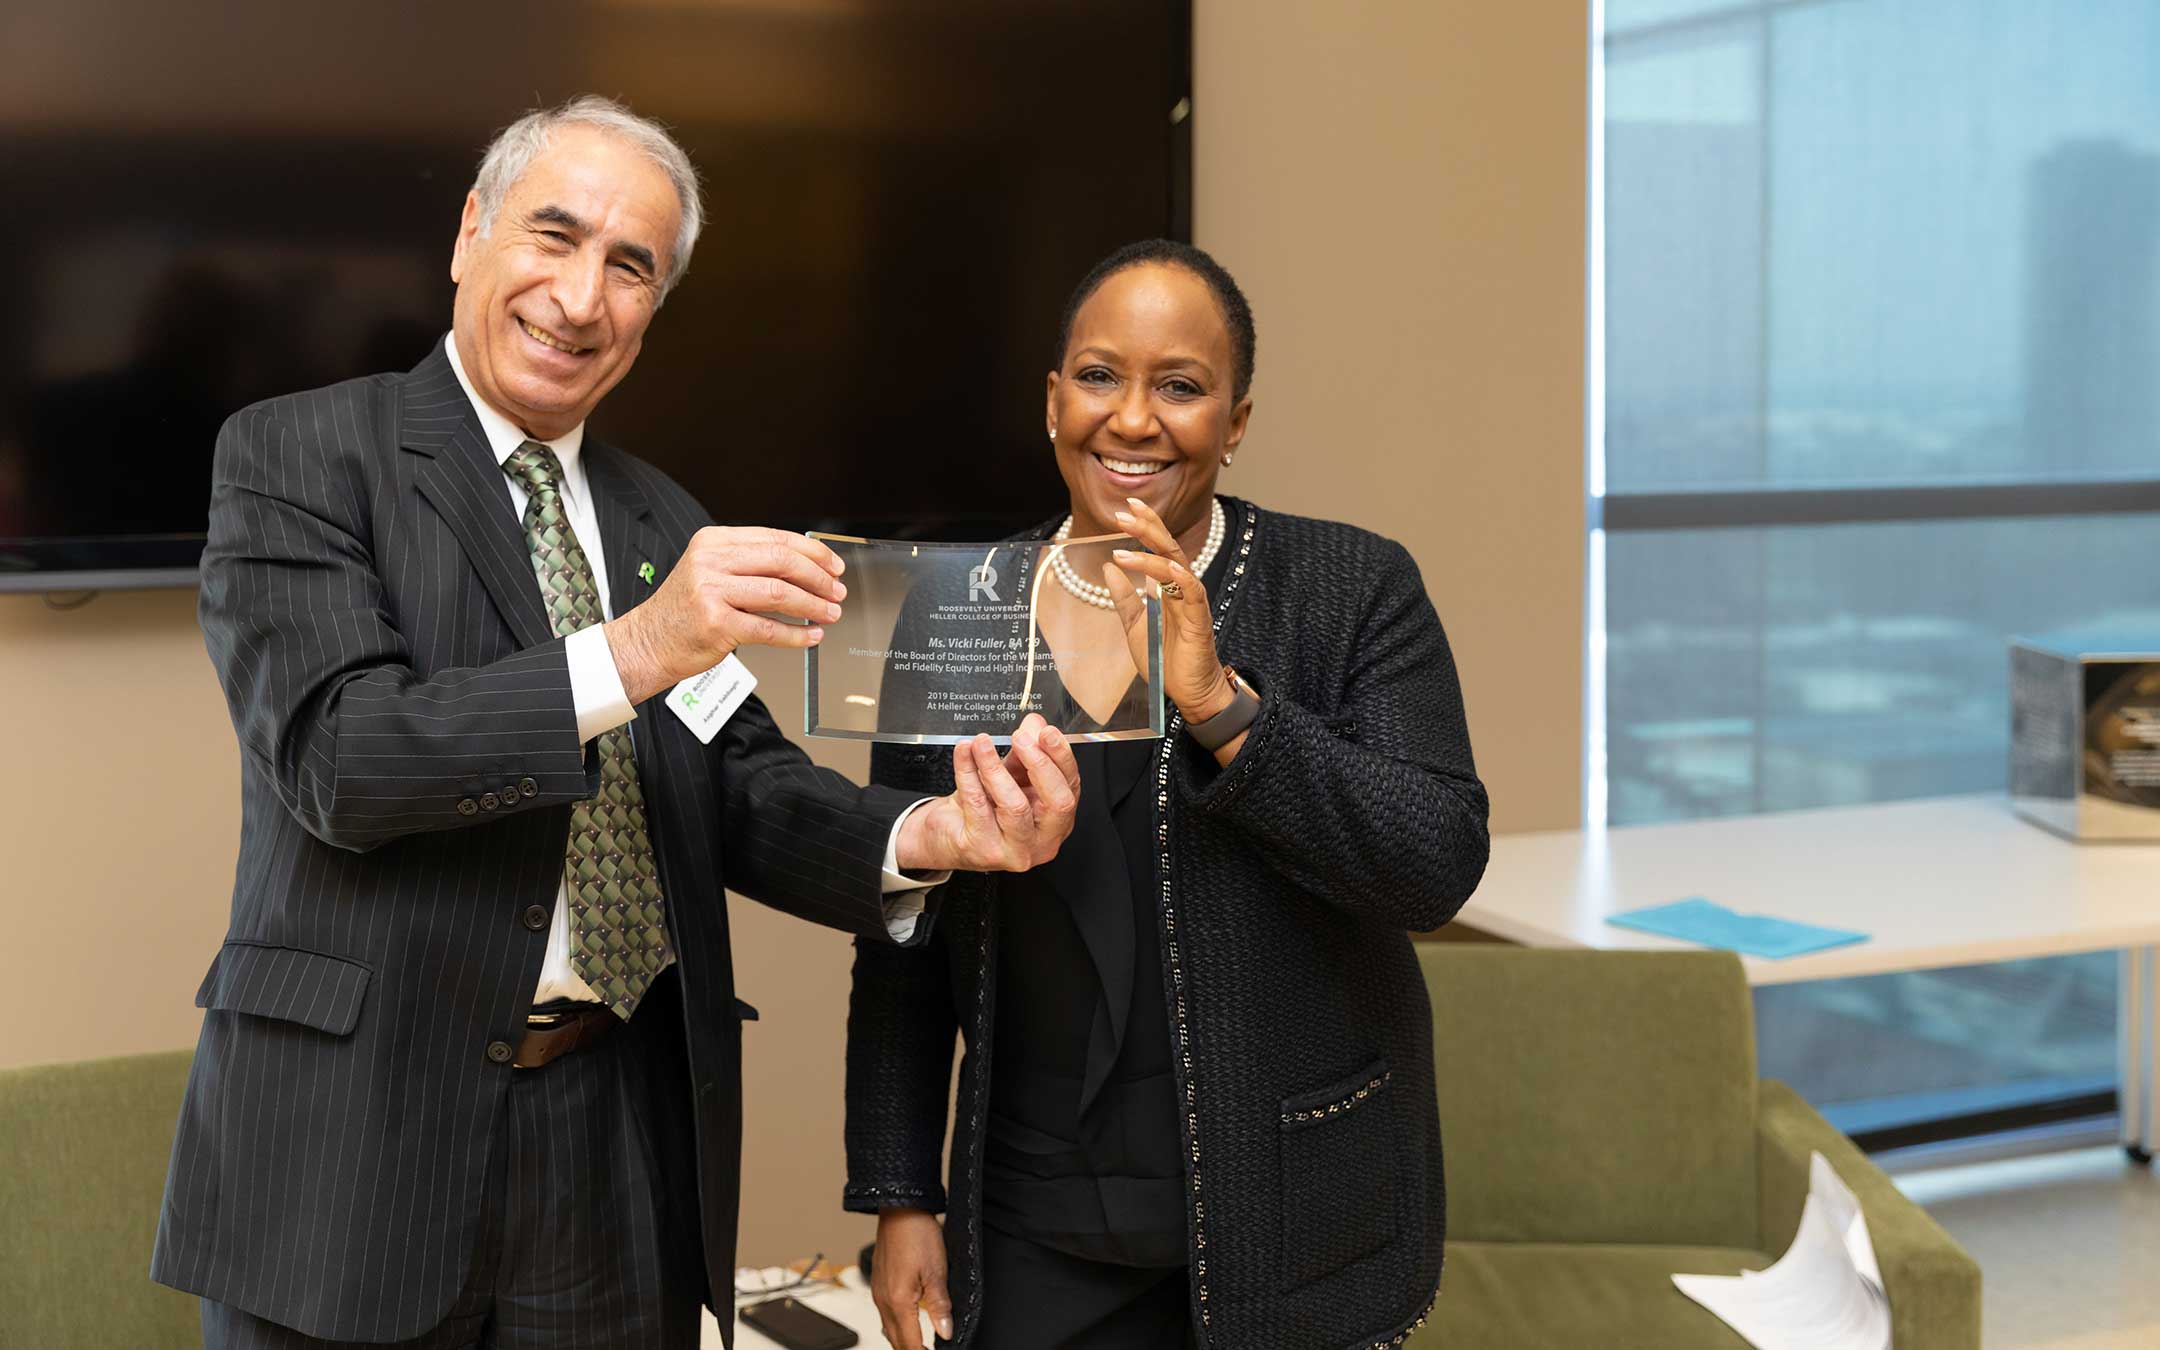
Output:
[155, 342, 926, 1345]
[201, 973, 703, 1350]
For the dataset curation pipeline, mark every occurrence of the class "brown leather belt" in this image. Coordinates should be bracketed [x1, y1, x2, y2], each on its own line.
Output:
[513, 1003, 619, 1070]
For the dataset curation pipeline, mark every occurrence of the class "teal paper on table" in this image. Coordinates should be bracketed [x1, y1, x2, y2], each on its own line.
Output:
[1604, 898, 1869, 960]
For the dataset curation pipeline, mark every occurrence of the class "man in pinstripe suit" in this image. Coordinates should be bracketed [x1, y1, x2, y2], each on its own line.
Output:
[151, 96, 1081, 1350]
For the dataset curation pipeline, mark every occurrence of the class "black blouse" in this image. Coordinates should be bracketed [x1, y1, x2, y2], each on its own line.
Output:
[977, 541, 1229, 1268]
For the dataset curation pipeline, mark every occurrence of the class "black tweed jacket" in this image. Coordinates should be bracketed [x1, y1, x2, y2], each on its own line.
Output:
[845, 498, 1490, 1349]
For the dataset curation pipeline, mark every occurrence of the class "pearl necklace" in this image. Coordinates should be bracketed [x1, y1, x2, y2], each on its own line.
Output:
[1050, 497, 1227, 610]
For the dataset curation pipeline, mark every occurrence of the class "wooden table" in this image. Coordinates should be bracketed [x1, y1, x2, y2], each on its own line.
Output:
[1453, 794, 2160, 1156]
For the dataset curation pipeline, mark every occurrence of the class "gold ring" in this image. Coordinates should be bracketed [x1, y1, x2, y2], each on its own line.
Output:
[1160, 580, 1185, 600]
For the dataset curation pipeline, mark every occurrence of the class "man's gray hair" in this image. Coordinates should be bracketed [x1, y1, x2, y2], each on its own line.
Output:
[470, 95, 703, 300]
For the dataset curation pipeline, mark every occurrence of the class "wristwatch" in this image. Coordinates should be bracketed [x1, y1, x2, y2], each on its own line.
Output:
[1187, 666, 1262, 751]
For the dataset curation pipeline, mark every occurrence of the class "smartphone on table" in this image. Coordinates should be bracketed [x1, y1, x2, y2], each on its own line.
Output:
[739, 1295, 860, 1350]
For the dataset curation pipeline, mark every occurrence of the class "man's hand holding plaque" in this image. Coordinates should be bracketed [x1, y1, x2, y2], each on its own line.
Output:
[894, 715, 1081, 872]
[604, 525, 850, 705]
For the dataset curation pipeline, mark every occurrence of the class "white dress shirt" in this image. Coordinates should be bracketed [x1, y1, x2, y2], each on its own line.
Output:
[443, 337, 936, 1005]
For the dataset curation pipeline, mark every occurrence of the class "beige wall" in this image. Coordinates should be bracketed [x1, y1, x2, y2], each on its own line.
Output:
[1195, 0, 1588, 834]
[0, 591, 240, 1064]
[0, 0, 1586, 1269]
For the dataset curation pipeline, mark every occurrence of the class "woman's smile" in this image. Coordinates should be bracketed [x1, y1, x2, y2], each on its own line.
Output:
[1088, 450, 1178, 500]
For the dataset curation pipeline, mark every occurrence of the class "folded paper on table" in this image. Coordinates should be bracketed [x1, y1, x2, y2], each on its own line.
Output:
[1672, 1152, 1890, 1350]
[1605, 898, 1869, 960]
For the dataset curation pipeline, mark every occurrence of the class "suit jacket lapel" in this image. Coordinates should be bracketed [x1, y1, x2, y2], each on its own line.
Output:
[583, 442, 683, 793]
[400, 345, 554, 651]
[583, 441, 675, 631]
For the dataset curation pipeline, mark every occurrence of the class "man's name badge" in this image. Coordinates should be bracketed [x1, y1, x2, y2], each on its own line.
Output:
[666, 653, 756, 745]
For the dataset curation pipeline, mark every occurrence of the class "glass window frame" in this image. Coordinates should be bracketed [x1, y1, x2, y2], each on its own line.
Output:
[1589, 0, 2146, 1150]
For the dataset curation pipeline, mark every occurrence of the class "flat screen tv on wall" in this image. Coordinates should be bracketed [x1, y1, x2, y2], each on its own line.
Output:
[0, 0, 1191, 592]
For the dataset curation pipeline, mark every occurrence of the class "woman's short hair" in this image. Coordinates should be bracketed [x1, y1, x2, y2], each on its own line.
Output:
[469, 95, 704, 302]
[1052, 239, 1258, 401]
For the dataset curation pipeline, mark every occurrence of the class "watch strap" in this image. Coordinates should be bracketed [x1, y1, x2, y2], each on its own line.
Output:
[1187, 668, 1261, 751]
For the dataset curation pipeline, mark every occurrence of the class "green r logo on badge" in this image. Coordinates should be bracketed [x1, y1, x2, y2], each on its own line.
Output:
[639, 561, 655, 584]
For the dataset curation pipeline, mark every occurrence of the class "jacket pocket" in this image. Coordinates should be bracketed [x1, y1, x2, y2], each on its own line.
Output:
[1279, 1056, 1397, 1290]
[194, 940, 373, 1036]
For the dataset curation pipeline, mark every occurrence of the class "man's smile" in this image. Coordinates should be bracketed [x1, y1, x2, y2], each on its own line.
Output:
[518, 316, 593, 356]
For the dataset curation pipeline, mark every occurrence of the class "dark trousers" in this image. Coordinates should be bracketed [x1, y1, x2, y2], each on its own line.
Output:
[203, 976, 705, 1350]
[964, 1225, 1194, 1350]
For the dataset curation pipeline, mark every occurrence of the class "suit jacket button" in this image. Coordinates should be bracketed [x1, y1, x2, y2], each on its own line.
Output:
[501, 784, 521, 807]
[519, 777, 539, 798]
[523, 905, 549, 931]
[457, 798, 479, 816]
[486, 1040, 514, 1064]
[480, 792, 500, 811]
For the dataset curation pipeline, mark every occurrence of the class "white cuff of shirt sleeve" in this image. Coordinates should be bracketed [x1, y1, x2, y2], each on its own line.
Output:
[880, 798, 950, 942]
[566, 624, 638, 745]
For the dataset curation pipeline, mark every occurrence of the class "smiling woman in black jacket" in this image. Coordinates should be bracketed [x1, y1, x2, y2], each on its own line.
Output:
[844, 240, 1490, 1350]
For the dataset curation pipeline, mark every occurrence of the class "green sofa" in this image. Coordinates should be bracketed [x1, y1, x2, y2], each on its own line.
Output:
[1412, 947, 1981, 1349]
[1, 1049, 199, 1349]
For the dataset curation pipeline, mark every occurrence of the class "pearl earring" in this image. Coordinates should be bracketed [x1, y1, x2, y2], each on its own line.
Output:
[1049, 429, 1058, 442]
[1221, 453, 1234, 467]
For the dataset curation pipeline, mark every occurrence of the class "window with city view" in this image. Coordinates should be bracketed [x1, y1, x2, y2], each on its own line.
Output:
[1598, 0, 2160, 1140]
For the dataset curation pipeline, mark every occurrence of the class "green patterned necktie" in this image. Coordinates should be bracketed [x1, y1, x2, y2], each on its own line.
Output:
[504, 440, 673, 1020]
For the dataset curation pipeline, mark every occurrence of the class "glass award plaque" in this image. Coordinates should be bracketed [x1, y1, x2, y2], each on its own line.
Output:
[805, 531, 1164, 744]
